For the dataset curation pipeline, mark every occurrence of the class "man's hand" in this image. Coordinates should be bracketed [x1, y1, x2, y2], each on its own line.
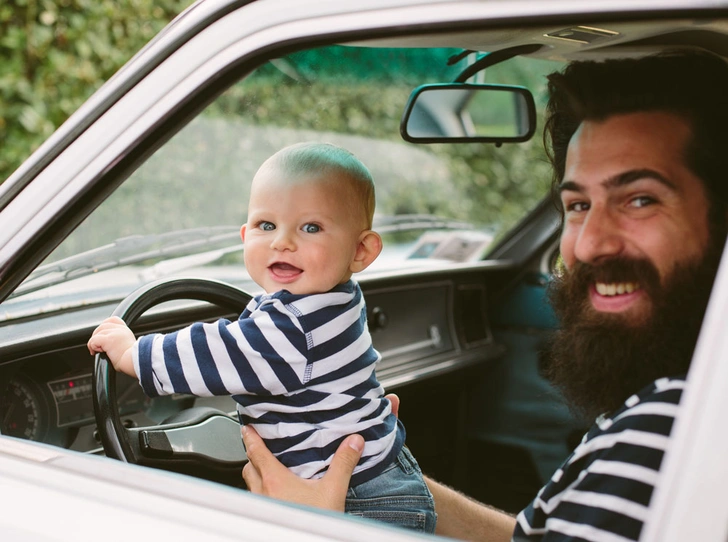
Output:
[242, 425, 364, 511]
[241, 393, 398, 509]
[87, 316, 137, 377]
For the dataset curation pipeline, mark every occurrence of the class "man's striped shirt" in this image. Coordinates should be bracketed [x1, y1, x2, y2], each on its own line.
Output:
[133, 280, 404, 486]
[513, 376, 684, 541]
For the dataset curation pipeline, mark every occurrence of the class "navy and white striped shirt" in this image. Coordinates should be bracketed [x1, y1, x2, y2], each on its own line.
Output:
[133, 280, 404, 486]
[513, 376, 684, 542]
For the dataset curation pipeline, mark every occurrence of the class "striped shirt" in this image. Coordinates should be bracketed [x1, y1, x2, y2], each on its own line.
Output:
[133, 280, 404, 486]
[513, 376, 685, 542]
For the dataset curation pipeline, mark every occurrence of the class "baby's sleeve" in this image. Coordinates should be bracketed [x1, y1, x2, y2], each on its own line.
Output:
[134, 300, 310, 398]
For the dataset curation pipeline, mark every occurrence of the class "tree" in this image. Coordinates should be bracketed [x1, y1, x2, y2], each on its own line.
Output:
[0, 0, 192, 182]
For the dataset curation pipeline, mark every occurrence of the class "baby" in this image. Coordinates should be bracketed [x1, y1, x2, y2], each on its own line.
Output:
[87, 142, 436, 533]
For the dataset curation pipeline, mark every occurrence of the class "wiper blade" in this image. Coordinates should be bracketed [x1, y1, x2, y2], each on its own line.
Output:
[374, 214, 475, 233]
[11, 226, 242, 299]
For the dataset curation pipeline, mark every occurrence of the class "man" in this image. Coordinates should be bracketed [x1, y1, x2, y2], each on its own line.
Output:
[240, 50, 728, 541]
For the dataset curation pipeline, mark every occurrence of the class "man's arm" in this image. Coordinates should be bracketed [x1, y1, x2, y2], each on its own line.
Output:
[242, 421, 517, 542]
[424, 476, 516, 542]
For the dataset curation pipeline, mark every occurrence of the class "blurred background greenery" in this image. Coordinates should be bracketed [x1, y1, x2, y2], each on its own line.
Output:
[3, 0, 555, 257]
[0, 0, 193, 182]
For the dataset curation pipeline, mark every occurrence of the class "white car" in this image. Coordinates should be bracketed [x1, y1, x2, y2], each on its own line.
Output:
[1, 1, 727, 540]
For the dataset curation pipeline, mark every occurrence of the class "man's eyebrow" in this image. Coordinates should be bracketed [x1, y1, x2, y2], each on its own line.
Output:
[558, 180, 581, 194]
[606, 169, 677, 190]
[558, 168, 677, 194]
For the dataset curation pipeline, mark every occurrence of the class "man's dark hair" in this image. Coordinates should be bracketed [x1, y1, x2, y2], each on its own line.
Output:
[544, 50, 728, 223]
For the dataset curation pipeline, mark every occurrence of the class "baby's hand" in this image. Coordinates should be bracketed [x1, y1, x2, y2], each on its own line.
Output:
[87, 316, 137, 377]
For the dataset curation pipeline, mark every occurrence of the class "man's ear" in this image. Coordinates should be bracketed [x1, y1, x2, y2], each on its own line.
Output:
[350, 230, 382, 274]
[240, 224, 247, 243]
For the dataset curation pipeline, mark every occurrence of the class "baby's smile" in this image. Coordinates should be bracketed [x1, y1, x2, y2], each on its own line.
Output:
[269, 262, 303, 282]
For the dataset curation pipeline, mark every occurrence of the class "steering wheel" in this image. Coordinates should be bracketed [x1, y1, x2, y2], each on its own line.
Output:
[92, 277, 253, 484]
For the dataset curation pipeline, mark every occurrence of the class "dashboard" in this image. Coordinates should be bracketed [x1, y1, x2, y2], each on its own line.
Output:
[0, 349, 198, 453]
[0, 265, 510, 456]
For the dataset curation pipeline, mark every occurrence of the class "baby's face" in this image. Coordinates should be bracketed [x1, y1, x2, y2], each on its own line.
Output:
[242, 171, 369, 295]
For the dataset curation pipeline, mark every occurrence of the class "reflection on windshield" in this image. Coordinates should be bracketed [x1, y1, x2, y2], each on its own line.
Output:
[14, 227, 242, 299]
[16, 215, 489, 298]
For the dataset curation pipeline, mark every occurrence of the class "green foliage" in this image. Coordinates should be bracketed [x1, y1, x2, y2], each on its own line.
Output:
[0, 0, 192, 182]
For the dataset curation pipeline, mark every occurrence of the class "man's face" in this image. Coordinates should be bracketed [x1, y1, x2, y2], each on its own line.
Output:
[548, 111, 723, 421]
[558, 111, 711, 325]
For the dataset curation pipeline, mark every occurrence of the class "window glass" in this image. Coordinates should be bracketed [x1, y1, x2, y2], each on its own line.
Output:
[6, 45, 558, 312]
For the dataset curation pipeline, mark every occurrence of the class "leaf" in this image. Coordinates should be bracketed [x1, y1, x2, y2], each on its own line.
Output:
[0, 0, 194, 182]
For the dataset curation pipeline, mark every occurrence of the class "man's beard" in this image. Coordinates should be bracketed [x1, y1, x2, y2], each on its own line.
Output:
[545, 237, 724, 423]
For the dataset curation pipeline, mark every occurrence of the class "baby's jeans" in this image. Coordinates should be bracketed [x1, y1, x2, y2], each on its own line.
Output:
[344, 446, 436, 533]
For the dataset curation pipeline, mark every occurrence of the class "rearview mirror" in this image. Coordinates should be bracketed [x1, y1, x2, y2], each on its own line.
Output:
[400, 83, 536, 144]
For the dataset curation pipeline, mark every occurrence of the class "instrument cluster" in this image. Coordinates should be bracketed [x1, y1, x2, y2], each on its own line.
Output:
[0, 348, 187, 453]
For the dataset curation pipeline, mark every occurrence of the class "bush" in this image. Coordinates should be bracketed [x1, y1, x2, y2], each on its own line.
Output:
[0, 0, 192, 182]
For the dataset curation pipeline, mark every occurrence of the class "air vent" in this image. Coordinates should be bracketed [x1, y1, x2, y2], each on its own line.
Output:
[457, 285, 491, 347]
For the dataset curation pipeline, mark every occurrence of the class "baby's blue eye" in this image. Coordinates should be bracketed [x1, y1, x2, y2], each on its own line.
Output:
[302, 223, 320, 233]
[260, 221, 275, 231]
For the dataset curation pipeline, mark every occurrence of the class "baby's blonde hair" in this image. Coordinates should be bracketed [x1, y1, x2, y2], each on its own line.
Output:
[258, 142, 376, 229]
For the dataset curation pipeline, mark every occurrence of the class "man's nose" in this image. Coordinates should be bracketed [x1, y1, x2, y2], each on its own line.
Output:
[573, 206, 625, 264]
[270, 228, 296, 251]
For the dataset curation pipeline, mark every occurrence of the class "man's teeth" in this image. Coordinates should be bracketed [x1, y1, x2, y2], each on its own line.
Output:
[595, 282, 639, 296]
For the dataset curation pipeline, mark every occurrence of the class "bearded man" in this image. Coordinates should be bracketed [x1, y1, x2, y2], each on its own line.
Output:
[239, 51, 728, 542]
[544, 53, 728, 426]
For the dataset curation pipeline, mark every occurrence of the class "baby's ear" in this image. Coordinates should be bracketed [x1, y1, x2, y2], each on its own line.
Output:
[240, 224, 247, 242]
[350, 230, 382, 273]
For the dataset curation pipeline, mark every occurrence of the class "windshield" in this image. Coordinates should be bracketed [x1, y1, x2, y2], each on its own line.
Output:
[3, 45, 557, 319]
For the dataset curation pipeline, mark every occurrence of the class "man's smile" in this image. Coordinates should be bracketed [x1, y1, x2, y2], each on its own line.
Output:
[590, 282, 644, 313]
[595, 282, 640, 296]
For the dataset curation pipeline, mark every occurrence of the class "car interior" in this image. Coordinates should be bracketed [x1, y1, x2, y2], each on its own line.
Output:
[1, 8, 727, 521]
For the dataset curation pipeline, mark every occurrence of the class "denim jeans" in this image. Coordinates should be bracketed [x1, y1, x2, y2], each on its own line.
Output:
[344, 446, 436, 533]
